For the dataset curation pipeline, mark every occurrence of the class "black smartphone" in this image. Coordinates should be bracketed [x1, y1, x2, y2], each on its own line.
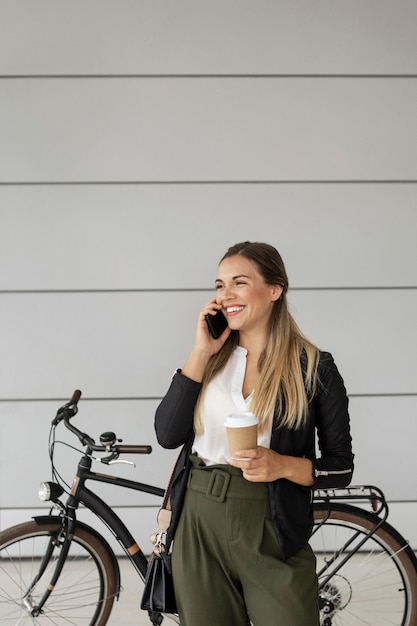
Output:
[205, 309, 228, 339]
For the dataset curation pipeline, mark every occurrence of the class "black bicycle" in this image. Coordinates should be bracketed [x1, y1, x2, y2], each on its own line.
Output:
[1, 391, 417, 626]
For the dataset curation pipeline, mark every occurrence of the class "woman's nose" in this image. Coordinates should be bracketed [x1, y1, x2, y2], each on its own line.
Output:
[218, 285, 234, 303]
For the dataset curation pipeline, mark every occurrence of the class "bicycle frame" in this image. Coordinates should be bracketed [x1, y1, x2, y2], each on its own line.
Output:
[312, 485, 389, 589]
[33, 448, 165, 616]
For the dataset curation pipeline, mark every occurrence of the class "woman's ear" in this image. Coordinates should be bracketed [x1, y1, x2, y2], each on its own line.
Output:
[271, 285, 284, 302]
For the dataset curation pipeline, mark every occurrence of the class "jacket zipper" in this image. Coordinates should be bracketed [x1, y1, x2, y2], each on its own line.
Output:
[314, 468, 352, 477]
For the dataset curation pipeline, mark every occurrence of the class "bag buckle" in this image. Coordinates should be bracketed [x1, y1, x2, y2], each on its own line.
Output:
[206, 469, 231, 502]
[155, 531, 167, 553]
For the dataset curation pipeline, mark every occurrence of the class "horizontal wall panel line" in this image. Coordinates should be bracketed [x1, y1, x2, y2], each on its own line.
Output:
[1, 393, 416, 403]
[0, 397, 163, 403]
[1, 74, 417, 80]
[349, 393, 417, 398]
[1, 180, 417, 186]
[1, 286, 416, 295]
[0, 288, 215, 294]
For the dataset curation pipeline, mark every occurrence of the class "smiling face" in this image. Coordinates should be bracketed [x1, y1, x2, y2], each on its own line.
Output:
[215, 255, 283, 339]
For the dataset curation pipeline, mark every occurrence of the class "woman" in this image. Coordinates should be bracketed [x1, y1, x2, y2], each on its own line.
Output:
[155, 241, 353, 626]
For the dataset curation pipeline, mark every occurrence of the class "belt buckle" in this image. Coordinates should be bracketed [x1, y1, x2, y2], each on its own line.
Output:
[206, 469, 230, 502]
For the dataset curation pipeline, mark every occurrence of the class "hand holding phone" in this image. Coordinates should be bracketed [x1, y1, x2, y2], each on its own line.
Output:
[205, 309, 228, 339]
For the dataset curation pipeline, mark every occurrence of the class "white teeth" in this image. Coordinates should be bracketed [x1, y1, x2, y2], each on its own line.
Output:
[227, 306, 244, 313]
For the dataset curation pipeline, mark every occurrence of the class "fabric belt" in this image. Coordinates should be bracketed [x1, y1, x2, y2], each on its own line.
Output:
[187, 466, 268, 503]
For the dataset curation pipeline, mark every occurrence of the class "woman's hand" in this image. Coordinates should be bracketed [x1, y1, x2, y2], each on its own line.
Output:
[181, 299, 231, 383]
[193, 299, 230, 356]
[229, 446, 314, 487]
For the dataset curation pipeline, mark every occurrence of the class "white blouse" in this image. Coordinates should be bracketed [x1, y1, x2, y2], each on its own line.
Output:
[192, 346, 272, 466]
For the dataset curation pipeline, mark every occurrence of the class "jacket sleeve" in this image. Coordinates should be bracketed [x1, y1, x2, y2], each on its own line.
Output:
[312, 352, 354, 489]
[155, 370, 202, 449]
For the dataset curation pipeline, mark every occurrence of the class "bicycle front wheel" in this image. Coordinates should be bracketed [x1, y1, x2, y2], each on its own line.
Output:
[312, 503, 417, 626]
[0, 519, 118, 625]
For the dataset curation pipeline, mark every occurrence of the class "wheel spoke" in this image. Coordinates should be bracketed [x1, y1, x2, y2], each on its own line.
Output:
[313, 504, 417, 626]
[0, 521, 116, 625]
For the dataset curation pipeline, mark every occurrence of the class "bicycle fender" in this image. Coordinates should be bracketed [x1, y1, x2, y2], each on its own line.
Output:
[32, 515, 121, 599]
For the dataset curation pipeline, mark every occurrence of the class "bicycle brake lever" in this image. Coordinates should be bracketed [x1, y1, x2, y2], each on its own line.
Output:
[108, 459, 136, 467]
[95, 455, 136, 467]
[52, 404, 78, 426]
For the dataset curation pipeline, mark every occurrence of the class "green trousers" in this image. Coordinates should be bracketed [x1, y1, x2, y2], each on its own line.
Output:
[172, 457, 319, 626]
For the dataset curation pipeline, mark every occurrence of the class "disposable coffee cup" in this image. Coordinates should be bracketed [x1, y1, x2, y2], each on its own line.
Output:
[224, 411, 259, 460]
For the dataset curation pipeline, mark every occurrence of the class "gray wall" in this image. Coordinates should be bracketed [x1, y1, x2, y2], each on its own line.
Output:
[1, 2, 416, 553]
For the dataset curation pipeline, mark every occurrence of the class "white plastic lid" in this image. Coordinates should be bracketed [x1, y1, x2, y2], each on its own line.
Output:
[224, 411, 259, 428]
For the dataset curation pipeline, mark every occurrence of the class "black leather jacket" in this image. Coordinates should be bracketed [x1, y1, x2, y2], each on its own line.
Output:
[155, 351, 354, 559]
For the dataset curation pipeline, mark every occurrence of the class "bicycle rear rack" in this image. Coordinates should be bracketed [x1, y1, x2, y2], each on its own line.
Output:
[313, 484, 388, 521]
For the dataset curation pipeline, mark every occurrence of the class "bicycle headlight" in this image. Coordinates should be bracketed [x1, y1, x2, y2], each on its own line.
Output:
[39, 481, 64, 502]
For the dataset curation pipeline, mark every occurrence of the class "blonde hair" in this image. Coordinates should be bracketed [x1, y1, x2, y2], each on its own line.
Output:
[194, 242, 320, 435]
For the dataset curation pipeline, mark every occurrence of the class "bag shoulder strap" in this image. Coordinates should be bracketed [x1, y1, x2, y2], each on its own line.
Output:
[150, 449, 180, 547]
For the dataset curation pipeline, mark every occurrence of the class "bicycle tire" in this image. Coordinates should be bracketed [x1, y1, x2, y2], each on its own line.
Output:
[312, 503, 417, 626]
[0, 519, 118, 625]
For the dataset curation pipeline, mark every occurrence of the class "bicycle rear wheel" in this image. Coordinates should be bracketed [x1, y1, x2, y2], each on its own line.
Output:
[0, 519, 118, 625]
[312, 503, 417, 626]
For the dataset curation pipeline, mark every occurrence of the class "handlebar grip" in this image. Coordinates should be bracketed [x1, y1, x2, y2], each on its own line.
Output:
[70, 389, 82, 405]
[118, 445, 152, 455]
[52, 390, 83, 425]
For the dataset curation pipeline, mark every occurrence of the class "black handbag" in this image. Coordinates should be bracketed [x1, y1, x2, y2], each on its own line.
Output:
[141, 464, 177, 619]
[140, 549, 176, 614]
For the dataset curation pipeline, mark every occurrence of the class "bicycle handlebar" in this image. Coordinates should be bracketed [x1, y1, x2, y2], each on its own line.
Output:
[53, 390, 152, 456]
[52, 389, 82, 425]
